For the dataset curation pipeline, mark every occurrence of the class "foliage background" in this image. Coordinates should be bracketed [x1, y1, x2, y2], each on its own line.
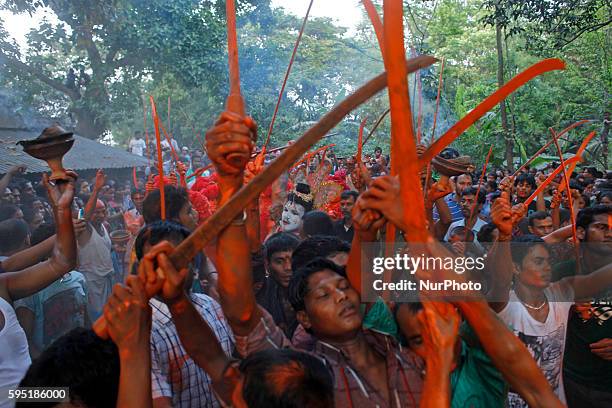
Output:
[0, 0, 609, 168]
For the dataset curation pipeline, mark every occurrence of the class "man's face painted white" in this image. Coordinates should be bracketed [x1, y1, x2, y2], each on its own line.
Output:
[281, 201, 305, 233]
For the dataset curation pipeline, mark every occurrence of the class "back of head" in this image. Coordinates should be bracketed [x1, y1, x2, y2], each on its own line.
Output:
[18, 328, 119, 408]
[302, 211, 334, 238]
[240, 348, 333, 408]
[264, 232, 300, 263]
[292, 235, 351, 271]
[135, 220, 191, 260]
[528, 211, 550, 227]
[142, 185, 189, 224]
[0, 218, 29, 254]
[0, 204, 20, 222]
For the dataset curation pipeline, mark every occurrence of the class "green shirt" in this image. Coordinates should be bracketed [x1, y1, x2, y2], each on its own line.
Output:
[450, 325, 508, 408]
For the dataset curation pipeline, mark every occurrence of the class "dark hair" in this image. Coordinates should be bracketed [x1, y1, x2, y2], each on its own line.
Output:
[288, 258, 346, 312]
[449, 226, 474, 242]
[134, 220, 191, 260]
[142, 185, 189, 224]
[558, 208, 571, 225]
[374, 146, 382, 153]
[302, 211, 335, 238]
[460, 187, 485, 204]
[286, 183, 313, 213]
[511, 235, 547, 266]
[264, 232, 300, 263]
[239, 349, 334, 408]
[477, 223, 498, 243]
[0, 218, 29, 253]
[17, 328, 120, 408]
[514, 174, 537, 190]
[131, 188, 144, 197]
[528, 211, 551, 227]
[0, 204, 20, 221]
[251, 250, 267, 285]
[31, 223, 56, 246]
[486, 180, 498, 191]
[292, 235, 351, 272]
[576, 205, 611, 236]
[340, 190, 359, 201]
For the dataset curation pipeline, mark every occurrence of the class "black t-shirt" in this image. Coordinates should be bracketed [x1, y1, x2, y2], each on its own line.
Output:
[333, 220, 354, 243]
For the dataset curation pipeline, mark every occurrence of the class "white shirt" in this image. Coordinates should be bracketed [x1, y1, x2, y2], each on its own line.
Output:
[129, 138, 146, 156]
[444, 217, 487, 242]
[498, 282, 575, 406]
[0, 297, 31, 408]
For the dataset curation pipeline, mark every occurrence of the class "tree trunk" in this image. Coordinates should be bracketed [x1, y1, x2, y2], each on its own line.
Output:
[72, 105, 106, 139]
[496, 21, 513, 171]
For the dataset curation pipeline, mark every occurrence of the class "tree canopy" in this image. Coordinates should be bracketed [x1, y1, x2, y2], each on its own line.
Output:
[0, 0, 609, 168]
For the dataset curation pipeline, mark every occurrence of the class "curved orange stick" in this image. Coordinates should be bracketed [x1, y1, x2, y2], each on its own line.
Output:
[418, 59, 566, 168]
[150, 95, 166, 220]
[362, 108, 390, 147]
[383, 0, 428, 243]
[550, 129, 578, 250]
[187, 164, 214, 181]
[523, 155, 582, 207]
[512, 119, 591, 177]
[557, 130, 597, 193]
[357, 117, 368, 164]
[263, 0, 314, 151]
[158, 120, 180, 163]
[361, 0, 385, 57]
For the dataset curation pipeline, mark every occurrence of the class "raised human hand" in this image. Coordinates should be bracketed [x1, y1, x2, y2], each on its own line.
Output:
[43, 170, 77, 211]
[205, 111, 257, 180]
[103, 275, 151, 353]
[418, 298, 460, 366]
[94, 169, 106, 191]
[137, 241, 190, 305]
[490, 191, 513, 240]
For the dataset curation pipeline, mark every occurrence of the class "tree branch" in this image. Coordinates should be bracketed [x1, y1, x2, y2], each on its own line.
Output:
[76, 24, 103, 68]
[559, 18, 612, 49]
[0, 51, 80, 100]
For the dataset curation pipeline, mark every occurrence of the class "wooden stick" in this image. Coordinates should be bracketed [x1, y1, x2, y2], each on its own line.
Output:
[418, 59, 566, 168]
[262, 0, 314, 151]
[383, 0, 428, 243]
[357, 117, 368, 164]
[149, 95, 166, 221]
[556, 131, 597, 194]
[431, 58, 445, 141]
[290, 144, 336, 171]
[523, 155, 582, 207]
[466, 145, 493, 238]
[225, 0, 247, 168]
[362, 108, 390, 147]
[512, 119, 591, 177]
[550, 128, 578, 250]
[361, 0, 385, 57]
[93, 55, 437, 338]
[142, 95, 151, 167]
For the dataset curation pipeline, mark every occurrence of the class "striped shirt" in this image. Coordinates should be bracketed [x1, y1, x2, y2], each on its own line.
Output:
[433, 193, 464, 223]
[150, 294, 234, 407]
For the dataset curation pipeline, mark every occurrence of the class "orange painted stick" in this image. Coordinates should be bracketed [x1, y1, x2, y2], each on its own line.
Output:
[357, 117, 368, 164]
[158, 120, 180, 163]
[361, 0, 385, 57]
[150, 95, 166, 221]
[550, 128, 578, 248]
[383, 0, 428, 243]
[416, 51, 423, 144]
[263, 0, 314, 151]
[225, 0, 247, 168]
[431, 58, 445, 140]
[523, 155, 582, 207]
[362, 108, 390, 147]
[418, 59, 566, 168]
[290, 144, 336, 171]
[466, 145, 493, 236]
[556, 131, 597, 193]
[512, 119, 591, 177]
[187, 164, 214, 181]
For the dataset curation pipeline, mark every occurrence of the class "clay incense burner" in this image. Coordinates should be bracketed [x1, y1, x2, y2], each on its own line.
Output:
[18, 125, 75, 181]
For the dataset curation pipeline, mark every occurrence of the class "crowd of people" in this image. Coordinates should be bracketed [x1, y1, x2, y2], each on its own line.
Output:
[0, 114, 610, 408]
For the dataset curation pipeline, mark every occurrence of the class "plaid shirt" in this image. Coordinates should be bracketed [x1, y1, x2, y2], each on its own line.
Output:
[235, 306, 424, 408]
[150, 294, 234, 407]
